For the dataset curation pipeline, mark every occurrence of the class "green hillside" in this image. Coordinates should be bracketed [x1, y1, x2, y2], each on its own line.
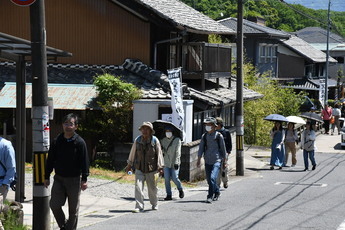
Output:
[181, 0, 345, 37]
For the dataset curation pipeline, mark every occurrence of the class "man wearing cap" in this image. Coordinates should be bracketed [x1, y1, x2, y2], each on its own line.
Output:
[215, 117, 232, 189]
[126, 121, 164, 212]
[197, 117, 226, 203]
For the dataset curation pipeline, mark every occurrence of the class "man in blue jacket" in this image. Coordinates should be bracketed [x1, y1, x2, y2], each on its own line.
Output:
[0, 137, 16, 230]
[197, 117, 226, 203]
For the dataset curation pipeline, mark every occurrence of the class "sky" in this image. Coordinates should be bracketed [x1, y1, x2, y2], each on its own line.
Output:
[284, 0, 345, 12]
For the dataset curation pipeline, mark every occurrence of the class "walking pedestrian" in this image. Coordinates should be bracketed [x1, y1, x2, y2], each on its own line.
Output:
[197, 117, 226, 204]
[44, 113, 90, 230]
[0, 137, 16, 230]
[321, 104, 332, 134]
[126, 122, 164, 213]
[215, 117, 232, 189]
[270, 121, 285, 170]
[284, 123, 298, 167]
[301, 121, 317, 171]
[160, 125, 184, 201]
[331, 104, 341, 135]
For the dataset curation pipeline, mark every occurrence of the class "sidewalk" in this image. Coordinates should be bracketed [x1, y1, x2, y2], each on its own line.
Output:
[6, 131, 344, 229]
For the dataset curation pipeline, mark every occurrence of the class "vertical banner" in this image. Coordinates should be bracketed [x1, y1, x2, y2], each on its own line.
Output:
[167, 68, 185, 140]
[319, 79, 325, 108]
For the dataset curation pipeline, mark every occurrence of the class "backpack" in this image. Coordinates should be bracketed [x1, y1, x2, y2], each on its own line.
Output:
[0, 161, 17, 191]
[217, 128, 232, 153]
[202, 132, 222, 152]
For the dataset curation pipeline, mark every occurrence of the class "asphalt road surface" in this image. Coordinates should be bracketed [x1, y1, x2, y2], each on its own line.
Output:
[81, 151, 345, 230]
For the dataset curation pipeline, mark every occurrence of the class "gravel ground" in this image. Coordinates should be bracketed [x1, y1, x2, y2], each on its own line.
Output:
[23, 173, 193, 200]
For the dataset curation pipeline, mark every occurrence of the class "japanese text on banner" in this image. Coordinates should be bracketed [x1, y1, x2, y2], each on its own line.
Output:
[167, 68, 184, 136]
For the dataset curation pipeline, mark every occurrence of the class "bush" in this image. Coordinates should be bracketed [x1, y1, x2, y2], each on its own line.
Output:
[78, 74, 142, 152]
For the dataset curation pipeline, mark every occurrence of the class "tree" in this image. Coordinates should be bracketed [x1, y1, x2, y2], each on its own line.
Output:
[243, 62, 305, 146]
[79, 74, 142, 151]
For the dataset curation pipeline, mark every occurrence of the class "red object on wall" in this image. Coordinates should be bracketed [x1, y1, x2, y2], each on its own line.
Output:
[10, 0, 36, 6]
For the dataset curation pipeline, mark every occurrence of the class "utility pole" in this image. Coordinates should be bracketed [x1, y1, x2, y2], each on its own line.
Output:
[324, 0, 331, 106]
[235, 0, 244, 176]
[30, 0, 51, 229]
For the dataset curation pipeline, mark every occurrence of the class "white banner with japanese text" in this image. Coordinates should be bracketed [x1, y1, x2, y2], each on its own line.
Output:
[167, 68, 184, 138]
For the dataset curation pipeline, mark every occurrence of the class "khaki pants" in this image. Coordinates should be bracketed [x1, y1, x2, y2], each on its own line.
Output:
[134, 170, 158, 210]
[285, 142, 297, 165]
[217, 158, 229, 187]
[0, 186, 8, 230]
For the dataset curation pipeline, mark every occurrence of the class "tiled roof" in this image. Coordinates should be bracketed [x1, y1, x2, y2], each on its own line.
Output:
[280, 78, 319, 91]
[218, 17, 290, 39]
[0, 59, 262, 108]
[0, 82, 97, 110]
[133, 0, 235, 34]
[0, 61, 171, 100]
[295, 27, 345, 44]
[280, 35, 337, 63]
[280, 78, 337, 90]
[192, 78, 263, 106]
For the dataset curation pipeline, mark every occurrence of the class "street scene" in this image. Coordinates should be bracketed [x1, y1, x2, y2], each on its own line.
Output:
[0, 0, 345, 229]
[6, 131, 345, 230]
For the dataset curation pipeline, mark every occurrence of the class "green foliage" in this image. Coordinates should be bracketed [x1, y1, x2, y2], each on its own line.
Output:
[243, 62, 305, 146]
[0, 202, 28, 230]
[181, 0, 345, 37]
[78, 74, 142, 151]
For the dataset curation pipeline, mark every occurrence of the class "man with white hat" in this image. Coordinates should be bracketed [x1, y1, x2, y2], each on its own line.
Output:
[197, 117, 226, 203]
[126, 121, 164, 212]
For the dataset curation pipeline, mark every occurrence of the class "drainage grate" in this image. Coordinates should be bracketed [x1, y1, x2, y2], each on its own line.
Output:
[275, 182, 327, 187]
[85, 214, 114, 218]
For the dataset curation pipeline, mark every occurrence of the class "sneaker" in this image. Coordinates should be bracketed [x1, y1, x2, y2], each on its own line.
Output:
[152, 205, 158, 210]
[206, 198, 212, 203]
[224, 182, 228, 188]
[291, 164, 295, 167]
[179, 189, 184, 199]
[164, 195, 172, 201]
[304, 168, 308, 171]
[132, 208, 144, 213]
[213, 193, 220, 201]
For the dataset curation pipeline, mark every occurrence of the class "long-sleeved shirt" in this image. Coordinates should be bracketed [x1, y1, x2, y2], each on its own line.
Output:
[45, 133, 90, 182]
[0, 137, 16, 187]
[161, 136, 181, 168]
[198, 131, 226, 165]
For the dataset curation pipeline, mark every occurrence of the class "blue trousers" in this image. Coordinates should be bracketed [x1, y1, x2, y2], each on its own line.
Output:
[163, 167, 183, 196]
[205, 162, 221, 199]
[303, 149, 316, 168]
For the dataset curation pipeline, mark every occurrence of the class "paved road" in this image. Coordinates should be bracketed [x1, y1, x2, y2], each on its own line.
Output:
[81, 150, 345, 230]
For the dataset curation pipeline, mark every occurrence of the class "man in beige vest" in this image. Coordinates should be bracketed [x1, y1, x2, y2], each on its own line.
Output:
[126, 122, 164, 213]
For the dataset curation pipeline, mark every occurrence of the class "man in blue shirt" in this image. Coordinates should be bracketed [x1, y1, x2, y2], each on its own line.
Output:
[0, 137, 16, 229]
[197, 117, 226, 203]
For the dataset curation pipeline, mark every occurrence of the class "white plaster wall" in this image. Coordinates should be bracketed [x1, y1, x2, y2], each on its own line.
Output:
[132, 102, 158, 141]
[132, 99, 194, 143]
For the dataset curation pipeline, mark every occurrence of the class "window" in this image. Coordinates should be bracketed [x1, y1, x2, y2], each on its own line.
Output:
[259, 44, 277, 64]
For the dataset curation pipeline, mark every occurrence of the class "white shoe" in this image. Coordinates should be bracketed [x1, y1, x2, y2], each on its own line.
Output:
[152, 205, 158, 210]
[132, 208, 144, 213]
[291, 164, 295, 167]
